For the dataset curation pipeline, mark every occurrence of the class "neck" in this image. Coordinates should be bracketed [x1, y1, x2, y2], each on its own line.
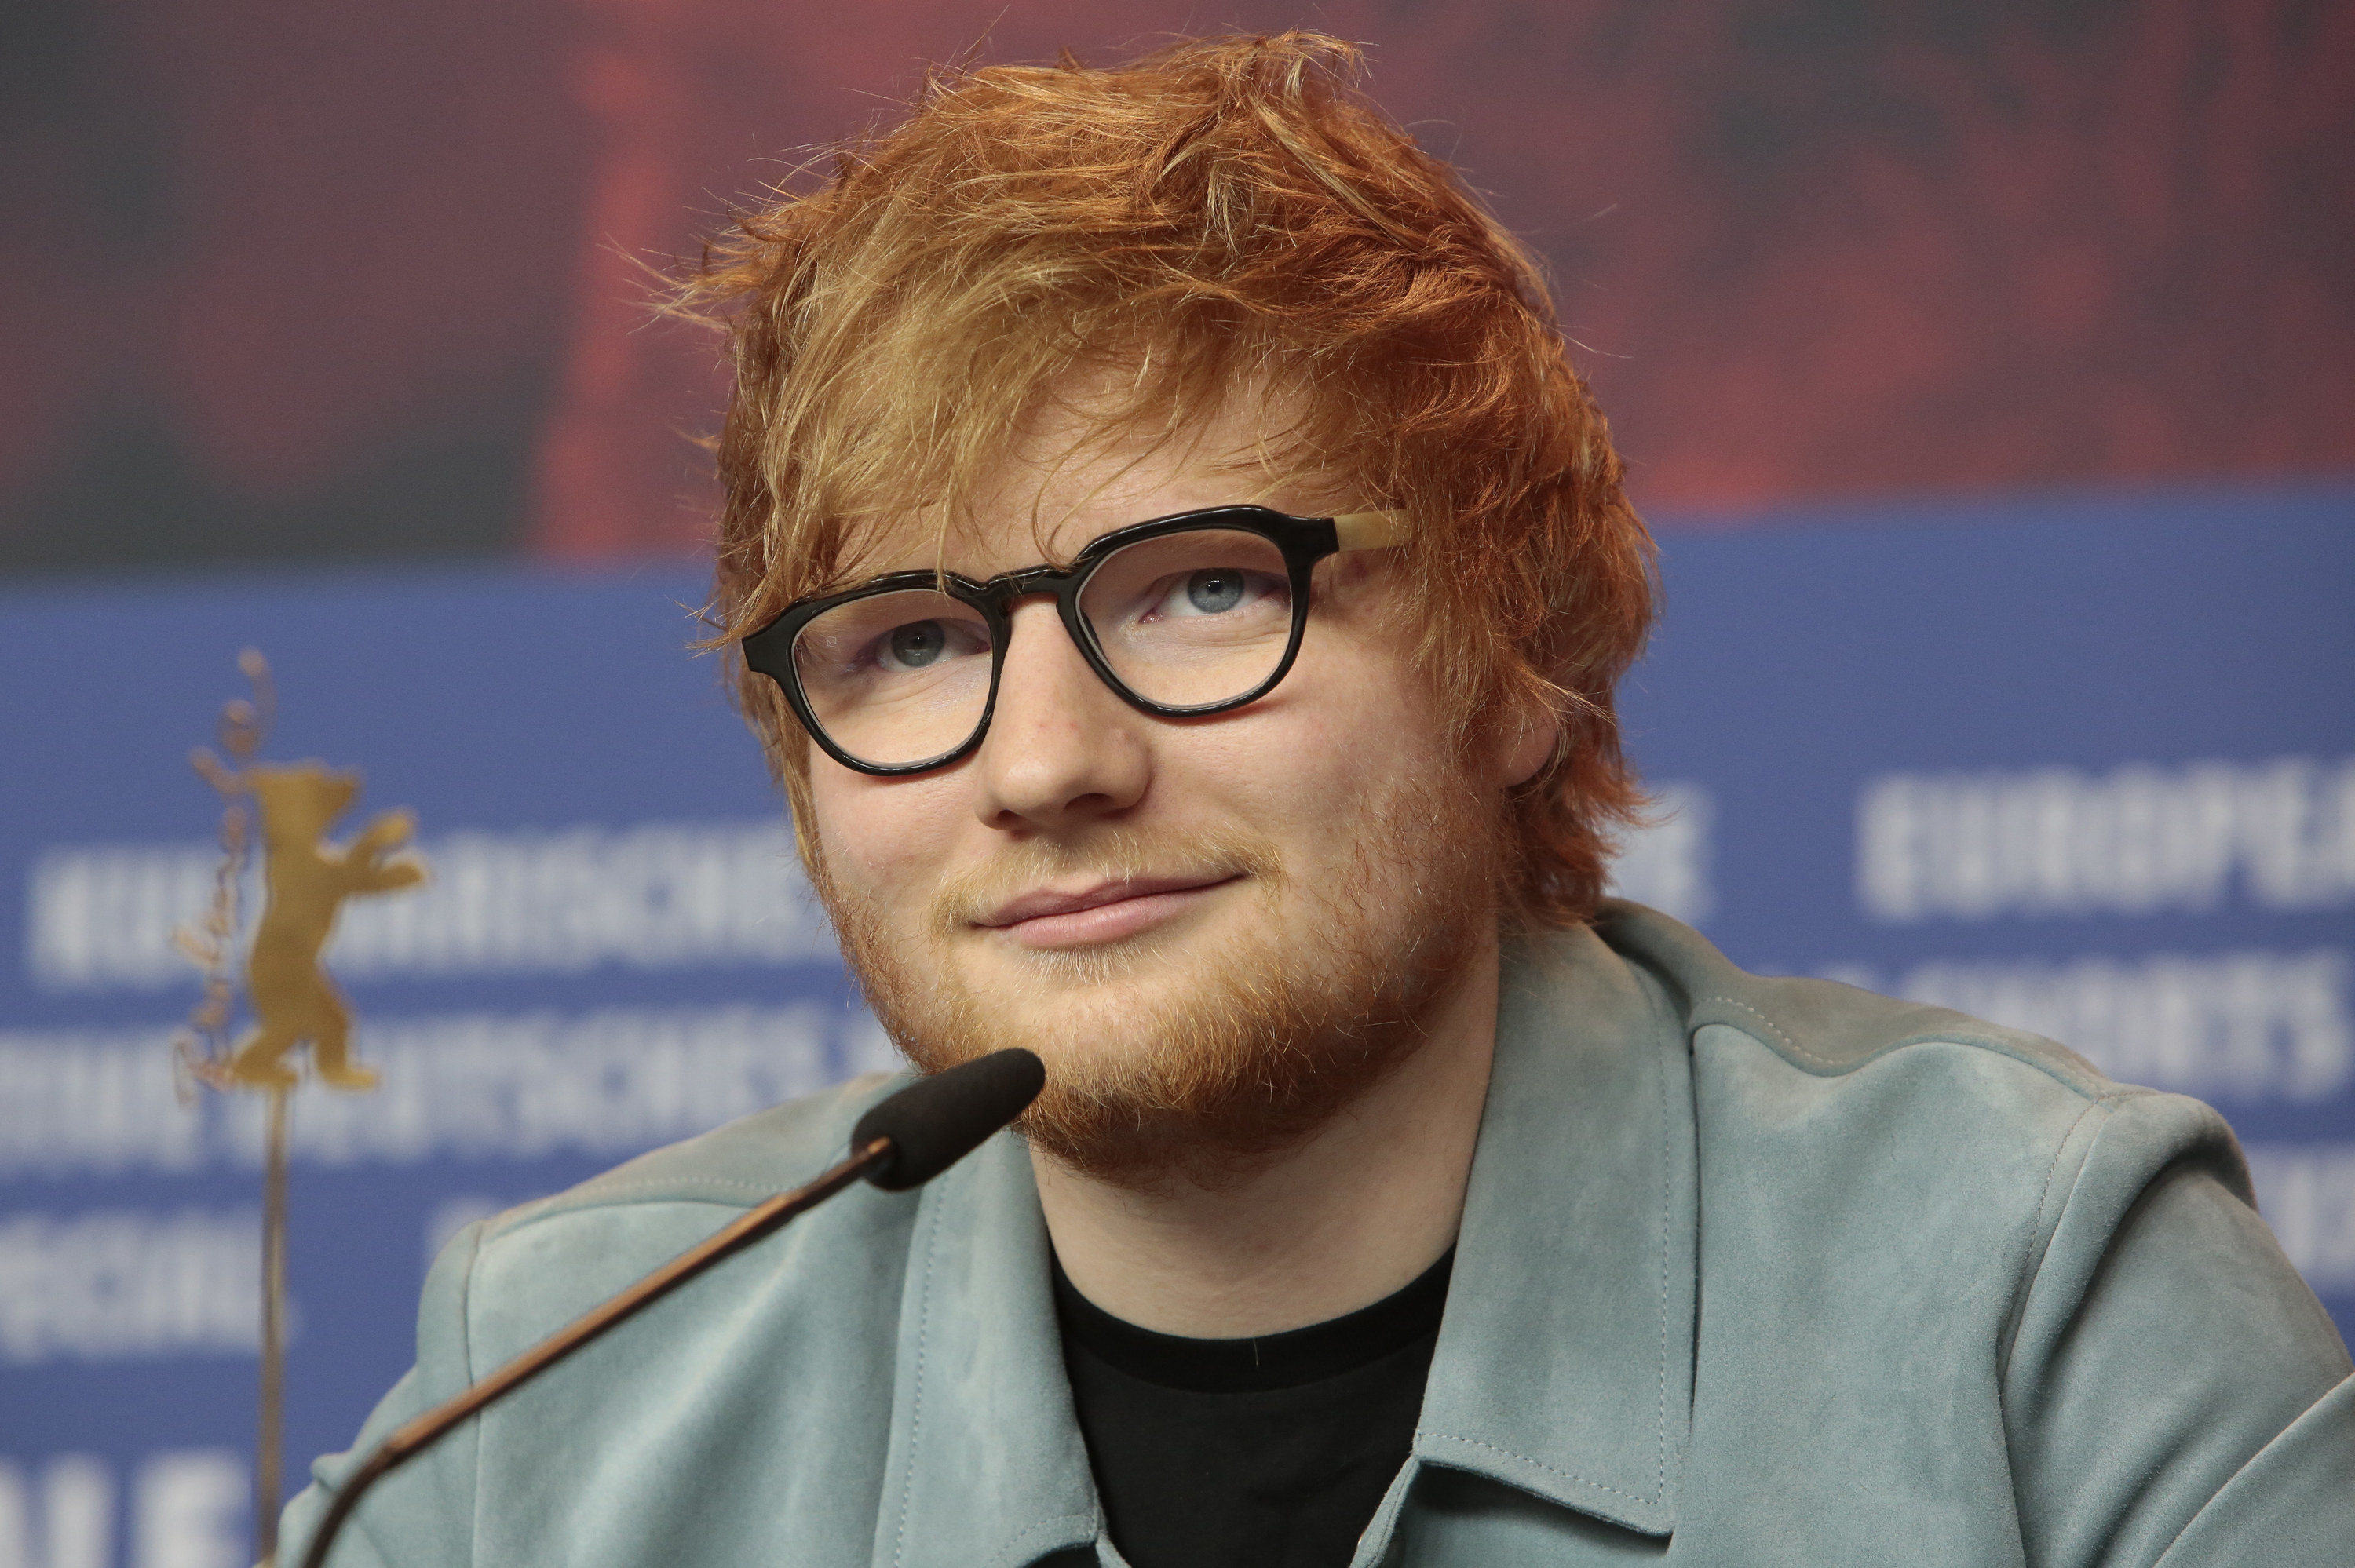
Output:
[1031, 928, 1501, 1338]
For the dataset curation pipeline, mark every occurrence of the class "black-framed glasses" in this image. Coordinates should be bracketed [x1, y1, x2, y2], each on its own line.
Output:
[740, 504, 1406, 776]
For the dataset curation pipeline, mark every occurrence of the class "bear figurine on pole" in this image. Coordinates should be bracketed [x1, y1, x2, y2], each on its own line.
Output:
[173, 650, 429, 1567]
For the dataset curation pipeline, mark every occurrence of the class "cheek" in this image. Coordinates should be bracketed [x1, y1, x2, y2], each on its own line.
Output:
[1226, 645, 1454, 845]
[805, 761, 960, 907]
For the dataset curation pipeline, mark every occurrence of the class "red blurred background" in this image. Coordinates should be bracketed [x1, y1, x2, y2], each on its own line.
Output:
[3, 0, 2350, 572]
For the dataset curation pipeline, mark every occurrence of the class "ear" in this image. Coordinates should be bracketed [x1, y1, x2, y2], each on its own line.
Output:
[1494, 696, 1560, 790]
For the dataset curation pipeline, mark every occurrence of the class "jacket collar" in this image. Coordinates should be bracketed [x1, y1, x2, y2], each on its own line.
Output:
[872, 916, 1700, 1564]
[1410, 918, 1698, 1537]
[870, 1129, 1100, 1568]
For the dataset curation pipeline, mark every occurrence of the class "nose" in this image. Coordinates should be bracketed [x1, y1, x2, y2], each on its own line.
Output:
[970, 599, 1151, 832]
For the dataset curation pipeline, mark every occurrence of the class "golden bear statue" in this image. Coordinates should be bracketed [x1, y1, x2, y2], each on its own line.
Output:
[226, 764, 426, 1090]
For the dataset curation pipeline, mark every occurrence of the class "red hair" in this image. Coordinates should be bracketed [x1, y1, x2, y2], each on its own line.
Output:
[681, 31, 1656, 927]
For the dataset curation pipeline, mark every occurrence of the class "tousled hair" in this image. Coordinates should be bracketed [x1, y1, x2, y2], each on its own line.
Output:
[678, 31, 1657, 928]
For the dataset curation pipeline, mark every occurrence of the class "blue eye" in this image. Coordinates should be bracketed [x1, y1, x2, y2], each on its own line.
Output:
[885, 622, 947, 668]
[1185, 571, 1247, 613]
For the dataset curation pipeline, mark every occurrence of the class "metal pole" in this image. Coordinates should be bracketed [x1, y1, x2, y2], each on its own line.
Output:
[255, 1085, 290, 1567]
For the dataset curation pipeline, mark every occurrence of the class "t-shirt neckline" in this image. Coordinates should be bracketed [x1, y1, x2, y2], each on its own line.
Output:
[1049, 1245, 1455, 1393]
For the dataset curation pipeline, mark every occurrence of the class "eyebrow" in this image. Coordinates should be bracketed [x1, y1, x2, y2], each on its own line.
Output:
[827, 505, 1411, 602]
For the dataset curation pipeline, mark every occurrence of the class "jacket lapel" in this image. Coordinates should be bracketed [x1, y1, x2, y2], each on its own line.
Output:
[1410, 923, 1700, 1538]
[870, 1132, 1100, 1568]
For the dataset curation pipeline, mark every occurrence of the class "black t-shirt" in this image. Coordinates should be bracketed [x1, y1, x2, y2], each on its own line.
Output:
[1051, 1249, 1454, 1568]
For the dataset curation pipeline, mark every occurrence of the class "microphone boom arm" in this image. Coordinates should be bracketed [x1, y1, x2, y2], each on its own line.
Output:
[294, 1136, 892, 1568]
[289, 1045, 1046, 1568]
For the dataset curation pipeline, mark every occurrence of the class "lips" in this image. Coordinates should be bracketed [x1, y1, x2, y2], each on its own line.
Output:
[979, 875, 1236, 930]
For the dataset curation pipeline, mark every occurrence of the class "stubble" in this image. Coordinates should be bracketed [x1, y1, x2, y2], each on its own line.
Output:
[816, 762, 1502, 1191]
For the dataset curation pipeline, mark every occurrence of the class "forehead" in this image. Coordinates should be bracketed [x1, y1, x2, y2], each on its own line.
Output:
[849, 379, 1337, 581]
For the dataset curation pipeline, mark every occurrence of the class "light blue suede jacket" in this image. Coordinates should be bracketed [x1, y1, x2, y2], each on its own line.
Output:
[283, 903, 2354, 1567]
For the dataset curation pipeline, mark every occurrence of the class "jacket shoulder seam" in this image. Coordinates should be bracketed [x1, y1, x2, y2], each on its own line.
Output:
[453, 1218, 484, 1567]
[1698, 994, 2145, 1105]
[2028, 1099, 2110, 1249]
[481, 1179, 783, 1247]
[1700, 996, 1837, 1068]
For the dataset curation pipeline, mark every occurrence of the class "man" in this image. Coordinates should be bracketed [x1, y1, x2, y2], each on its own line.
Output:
[286, 34, 2353, 1568]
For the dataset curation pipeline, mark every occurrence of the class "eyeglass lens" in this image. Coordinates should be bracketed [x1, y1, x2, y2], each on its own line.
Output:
[790, 527, 1296, 768]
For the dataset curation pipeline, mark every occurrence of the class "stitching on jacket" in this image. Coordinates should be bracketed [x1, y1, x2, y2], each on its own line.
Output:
[1653, 1046, 1671, 1501]
[455, 1218, 483, 1568]
[1997, 1097, 2109, 1389]
[1412, 1022, 1684, 1517]
[484, 1178, 788, 1243]
[553, 1176, 776, 1201]
[988, 1512, 1097, 1568]
[454, 1219, 481, 1386]
[2028, 1100, 2104, 1246]
[890, 1188, 942, 1568]
[1699, 997, 1841, 1067]
[1701, 997, 2149, 1106]
[1993, 1094, 2108, 1534]
[1415, 1431, 1659, 1506]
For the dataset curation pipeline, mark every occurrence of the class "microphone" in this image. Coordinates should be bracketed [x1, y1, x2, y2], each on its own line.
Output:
[295, 1048, 1045, 1568]
[854, 1045, 1046, 1190]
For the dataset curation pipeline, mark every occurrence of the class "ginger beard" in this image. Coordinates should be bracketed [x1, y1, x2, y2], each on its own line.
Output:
[814, 750, 1506, 1191]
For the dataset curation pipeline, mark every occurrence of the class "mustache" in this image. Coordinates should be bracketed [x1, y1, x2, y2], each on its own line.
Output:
[928, 825, 1285, 935]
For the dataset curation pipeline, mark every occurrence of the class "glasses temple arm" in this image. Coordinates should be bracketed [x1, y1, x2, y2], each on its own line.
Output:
[1331, 511, 1409, 552]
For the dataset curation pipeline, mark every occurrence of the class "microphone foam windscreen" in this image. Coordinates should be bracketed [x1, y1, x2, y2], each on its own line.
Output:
[851, 1048, 1046, 1191]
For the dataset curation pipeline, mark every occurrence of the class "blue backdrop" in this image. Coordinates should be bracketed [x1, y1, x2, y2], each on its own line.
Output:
[3, 483, 2350, 1566]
